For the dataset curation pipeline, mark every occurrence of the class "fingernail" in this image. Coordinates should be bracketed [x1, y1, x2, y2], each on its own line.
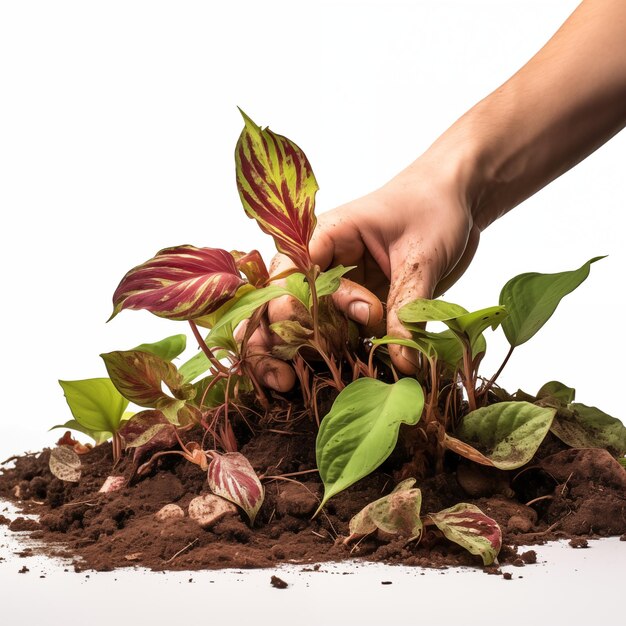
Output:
[401, 346, 419, 369]
[348, 301, 371, 326]
[263, 371, 280, 390]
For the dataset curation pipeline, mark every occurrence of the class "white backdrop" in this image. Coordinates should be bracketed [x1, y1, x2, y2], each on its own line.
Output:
[1, 2, 624, 623]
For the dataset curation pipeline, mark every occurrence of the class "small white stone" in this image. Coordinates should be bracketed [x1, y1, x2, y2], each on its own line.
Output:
[155, 503, 185, 522]
[188, 494, 237, 529]
[99, 476, 126, 493]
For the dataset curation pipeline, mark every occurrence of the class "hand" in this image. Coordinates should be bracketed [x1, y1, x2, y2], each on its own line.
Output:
[245, 156, 481, 390]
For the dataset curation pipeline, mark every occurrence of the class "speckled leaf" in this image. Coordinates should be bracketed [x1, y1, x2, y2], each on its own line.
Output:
[398, 298, 468, 324]
[207, 452, 264, 524]
[110, 245, 246, 321]
[551, 403, 626, 456]
[428, 503, 502, 566]
[49, 446, 81, 482]
[316, 378, 424, 512]
[446, 305, 508, 346]
[456, 402, 555, 470]
[235, 110, 318, 272]
[347, 480, 422, 542]
[118, 410, 175, 449]
[537, 381, 575, 405]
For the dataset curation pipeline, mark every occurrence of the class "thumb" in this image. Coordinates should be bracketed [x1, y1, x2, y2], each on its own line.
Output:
[386, 253, 436, 374]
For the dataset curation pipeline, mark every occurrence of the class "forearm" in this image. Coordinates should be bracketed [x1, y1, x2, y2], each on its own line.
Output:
[425, 0, 626, 231]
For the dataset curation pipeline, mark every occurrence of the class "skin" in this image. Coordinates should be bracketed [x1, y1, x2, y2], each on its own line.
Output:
[248, 0, 626, 391]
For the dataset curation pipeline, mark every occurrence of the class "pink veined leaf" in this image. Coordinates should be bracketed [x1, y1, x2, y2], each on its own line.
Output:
[231, 249, 270, 287]
[235, 110, 318, 273]
[428, 503, 502, 566]
[118, 410, 176, 449]
[207, 452, 264, 525]
[110, 245, 246, 321]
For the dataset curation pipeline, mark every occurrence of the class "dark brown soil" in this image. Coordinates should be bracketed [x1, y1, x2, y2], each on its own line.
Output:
[1, 422, 625, 573]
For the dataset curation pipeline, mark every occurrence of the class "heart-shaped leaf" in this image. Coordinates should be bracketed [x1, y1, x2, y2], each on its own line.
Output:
[537, 381, 575, 405]
[110, 245, 246, 321]
[131, 334, 187, 361]
[49, 446, 81, 482]
[207, 452, 264, 525]
[456, 401, 555, 469]
[235, 110, 319, 272]
[58, 378, 129, 435]
[551, 403, 626, 456]
[316, 378, 424, 512]
[428, 503, 502, 566]
[499, 256, 604, 347]
[347, 479, 423, 542]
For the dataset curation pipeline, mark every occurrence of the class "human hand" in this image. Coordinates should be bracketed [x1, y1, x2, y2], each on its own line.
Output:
[245, 156, 481, 390]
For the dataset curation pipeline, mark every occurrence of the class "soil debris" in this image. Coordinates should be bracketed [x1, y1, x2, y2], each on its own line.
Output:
[270, 574, 288, 589]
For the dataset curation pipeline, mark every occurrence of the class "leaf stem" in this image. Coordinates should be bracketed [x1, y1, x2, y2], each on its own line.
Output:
[188, 320, 229, 375]
[482, 345, 515, 398]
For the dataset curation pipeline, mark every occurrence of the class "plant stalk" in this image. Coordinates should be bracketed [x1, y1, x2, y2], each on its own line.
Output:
[482, 345, 515, 397]
[188, 320, 229, 375]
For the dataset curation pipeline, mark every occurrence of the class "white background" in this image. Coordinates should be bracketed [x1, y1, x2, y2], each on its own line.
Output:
[0, 1, 623, 623]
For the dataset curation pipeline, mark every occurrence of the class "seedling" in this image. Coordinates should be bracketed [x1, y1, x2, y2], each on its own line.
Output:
[50, 111, 626, 565]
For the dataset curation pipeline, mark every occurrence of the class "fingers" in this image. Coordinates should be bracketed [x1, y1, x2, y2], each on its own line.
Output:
[239, 320, 296, 392]
[330, 278, 384, 332]
[386, 251, 437, 375]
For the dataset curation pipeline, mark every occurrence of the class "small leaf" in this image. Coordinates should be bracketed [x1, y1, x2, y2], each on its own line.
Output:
[551, 403, 626, 456]
[49, 446, 81, 482]
[230, 249, 270, 287]
[347, 485, 423, 543]
[316, 378, 424, 511]
[500, 256, 604, 347]
[59, 378, 129, 435]
[131, 334, 187, 361]
[207, 452, 264, 524]
[110, 245, 246, 321]
[428, 503, 502, 566]
[456, 402, 555, 470]
[537, 381, 576, 405]
[235, 110, 318, 272]
[446, 305, 508, 346]
[398, 298, 468, 324]
[118, 410, 175, 449]
[269, 320, 314, 358]
[101, 350, 195, 415]
[316, 265, 356, 299]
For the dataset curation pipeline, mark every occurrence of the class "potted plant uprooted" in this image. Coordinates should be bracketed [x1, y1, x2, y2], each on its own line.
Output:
[5, 110, 625, 571]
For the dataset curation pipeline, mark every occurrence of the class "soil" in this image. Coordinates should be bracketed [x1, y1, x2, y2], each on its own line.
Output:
[1, 419, 625, 573]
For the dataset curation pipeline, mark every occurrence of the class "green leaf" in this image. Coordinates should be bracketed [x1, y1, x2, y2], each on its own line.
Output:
[192, 375, 229, 409]
[284, 272, 310, 308]
[446, 305, 508, 346]
[428, 503, 502, 566]
[58, 378, 129, 435]
[499, 256, 605, 347]
[618, 458, 626, 469]
[316, 265, 356, 299]
[131, 334, 187, 361]
[178, 325, 238, 384]
[49, 419, 112, 445]
[456, 401, 555, 470]
[398, 298, 468, 324]
[210, 284, 289, 336]
[316, 378, 424, 512]
[537, 381, 576, 405]
[551, 403, 626, 456]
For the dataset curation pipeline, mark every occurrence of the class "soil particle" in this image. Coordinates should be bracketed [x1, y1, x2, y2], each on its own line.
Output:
[275, 481, 320, 517]
[520, 550, 537, 564]
[9, 517, 41, 532]
[569, 538, 589, 549]
[18, 565, 29, 574]
[270, 575, 288, 589]
[503, 572, 513, 580]
[0, 514, 10, 525]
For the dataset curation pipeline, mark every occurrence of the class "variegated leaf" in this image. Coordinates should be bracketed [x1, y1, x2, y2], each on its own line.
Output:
[118, 410, 175, 449]
[110, 245, 246, 321]
[101, 350, 196, 424]
[235, 110, 318, 272]
[49, 446, 81, 482]
[428, 503, 502, 566]
[207, 452, 264, 525]
[231, 249, 270, 287]
[347, 481, 422, 543]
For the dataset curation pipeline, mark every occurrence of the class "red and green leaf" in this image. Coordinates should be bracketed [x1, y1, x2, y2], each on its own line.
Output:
[428, 503, 502, 566]
[235, 110, 318, 272]
[110, 245, 246, 321]
[100, 350, 196, 424]
[118, 410, 176, 449]
[231, 249, 270, 287]
[207, 452, 264, 525]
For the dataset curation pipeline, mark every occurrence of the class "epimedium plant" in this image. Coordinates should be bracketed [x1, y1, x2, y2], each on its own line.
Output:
[51, 110, 626, 565]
